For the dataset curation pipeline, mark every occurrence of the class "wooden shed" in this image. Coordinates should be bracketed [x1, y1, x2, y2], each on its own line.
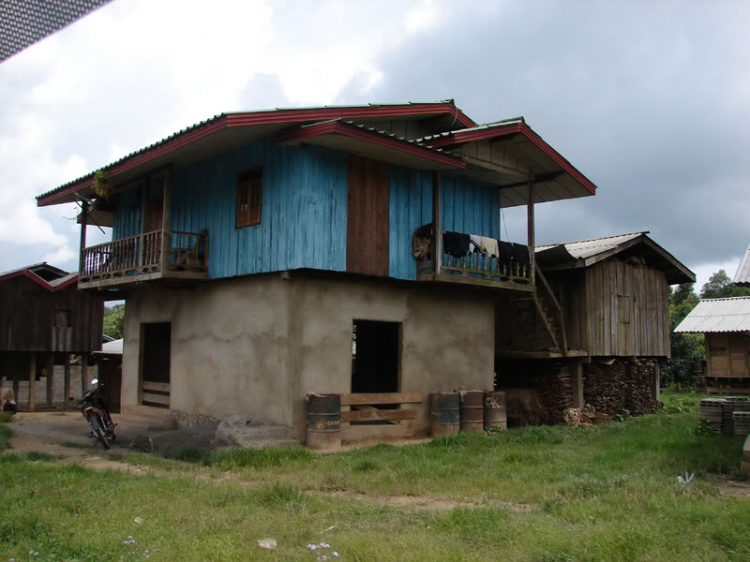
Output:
[0, 263, 104, 410]
[675, 296, 750, 394]
[495, 232, 695, 421]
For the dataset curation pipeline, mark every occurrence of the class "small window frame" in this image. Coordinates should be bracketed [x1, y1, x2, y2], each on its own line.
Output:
[236, 167, 262, 229]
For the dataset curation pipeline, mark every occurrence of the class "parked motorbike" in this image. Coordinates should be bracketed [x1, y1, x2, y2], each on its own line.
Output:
[72, 379, 116, 449]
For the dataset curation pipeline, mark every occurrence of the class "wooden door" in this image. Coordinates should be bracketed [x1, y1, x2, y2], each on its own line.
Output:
[148, 197, 164, 232]
[347, 155, 389, 277]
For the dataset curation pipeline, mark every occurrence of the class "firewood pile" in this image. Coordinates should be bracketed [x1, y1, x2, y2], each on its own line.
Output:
[625, 359, 662, 415]
[583, 360, 627, 415]
[536, 363, 573, 423]
[504, 388, 545, 427]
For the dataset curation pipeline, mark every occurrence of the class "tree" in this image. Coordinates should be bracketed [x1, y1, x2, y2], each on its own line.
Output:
[662, 282, 703, 387]
[103, 304, 125, 339]
[700, 270, 750, 300]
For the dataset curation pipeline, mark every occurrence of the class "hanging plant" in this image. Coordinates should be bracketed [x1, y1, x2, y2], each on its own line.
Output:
[93, 170, 110, 200]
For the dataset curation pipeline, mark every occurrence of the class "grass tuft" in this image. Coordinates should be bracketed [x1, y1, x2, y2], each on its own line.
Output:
[212, 445, 313, 470]
[0, 412, 15, 423]
[0, 424, 12, 450]
[258, 482, 308, 507]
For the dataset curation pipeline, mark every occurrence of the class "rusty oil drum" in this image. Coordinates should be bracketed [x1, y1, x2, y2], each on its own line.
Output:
[460, 390, 485, 433]
[484, 391, 507, 431]
[306, 394, 341, 451]
[430, 392, 460, 436]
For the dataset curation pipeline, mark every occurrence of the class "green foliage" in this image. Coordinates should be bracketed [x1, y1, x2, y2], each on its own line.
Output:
[0, 412, 15, 423]
[700, 270, 750, 300]
[0, 424, 11, 450]
[93, 170, 110, 200]
[102, 304, 124, 339]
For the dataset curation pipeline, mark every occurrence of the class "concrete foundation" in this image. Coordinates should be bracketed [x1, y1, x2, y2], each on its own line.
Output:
[122, 274, 495, 441]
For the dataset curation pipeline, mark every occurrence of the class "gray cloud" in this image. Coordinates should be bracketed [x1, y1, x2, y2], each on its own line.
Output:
[335, 0, 750, 269]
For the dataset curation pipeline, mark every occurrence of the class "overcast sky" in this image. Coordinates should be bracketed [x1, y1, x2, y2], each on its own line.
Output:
[1, 0, 748, 290]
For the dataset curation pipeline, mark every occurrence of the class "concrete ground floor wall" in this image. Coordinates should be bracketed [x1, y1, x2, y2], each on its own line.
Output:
[121, 273, 496, 441]
[1, 363, 100, 410]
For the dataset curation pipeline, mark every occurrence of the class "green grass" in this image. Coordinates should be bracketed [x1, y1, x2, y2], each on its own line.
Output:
[0, 423, 11, 450]
[0, 391, 748, 561]
[0, 411, 15, 423]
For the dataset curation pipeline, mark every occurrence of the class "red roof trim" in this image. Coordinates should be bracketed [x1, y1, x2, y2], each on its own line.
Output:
[38, 103, 475, 207]
[275, 121, 466, 169]
[0, 270, 79, 292]
[424, 123, 596, 195]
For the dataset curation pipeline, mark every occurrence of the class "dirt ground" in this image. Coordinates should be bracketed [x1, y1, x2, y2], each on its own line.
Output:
[5, 411, 216, 463]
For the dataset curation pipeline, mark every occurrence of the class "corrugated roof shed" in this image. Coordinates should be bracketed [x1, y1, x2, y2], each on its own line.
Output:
[94, 339, 122, 356]
[537, 232, 646, 260]
[674, 297, 750, 333]
[734, 243, 750, 286]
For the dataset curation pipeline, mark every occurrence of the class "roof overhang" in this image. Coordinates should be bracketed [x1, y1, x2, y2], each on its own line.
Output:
[37, 102, 476, 207]
[275, 120, 466, 171]
[734, 244, 750, 286]
[422, 122, 596, 208]
[0, 269, 78, 292]
[536, 233, 695, 285]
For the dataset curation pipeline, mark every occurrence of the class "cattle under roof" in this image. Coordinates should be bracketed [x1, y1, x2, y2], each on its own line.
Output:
[535, 231, 695, 285]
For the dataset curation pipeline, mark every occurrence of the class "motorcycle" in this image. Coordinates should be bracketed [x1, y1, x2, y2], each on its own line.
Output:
[72, 379, 116, 449]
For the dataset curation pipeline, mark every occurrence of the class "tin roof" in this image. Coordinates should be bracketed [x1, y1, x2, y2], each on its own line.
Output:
[37, 100, 475, 206]
[535, 231, 695, 284]
[674, 297, 750, 333]
[0, 262, 78, 291]
[734, 243, 750, 286]
[94, 338, 122, 356]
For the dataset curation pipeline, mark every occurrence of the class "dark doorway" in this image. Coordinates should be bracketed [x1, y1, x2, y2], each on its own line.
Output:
[140, 322, 171, 408]
[351, 320, 400, 393]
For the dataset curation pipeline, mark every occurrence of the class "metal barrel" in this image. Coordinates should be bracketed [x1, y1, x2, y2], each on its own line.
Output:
[430, 392, 460, 436]
[743, 434, 750, 474]
[306, 394, 341, 451]
[484, 391, 507, 431]
[460, 390, 485, 433]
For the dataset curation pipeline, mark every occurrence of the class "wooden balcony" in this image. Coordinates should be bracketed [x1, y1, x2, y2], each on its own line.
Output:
[416, 236, 534, 292]
[79, 229, 209, 289]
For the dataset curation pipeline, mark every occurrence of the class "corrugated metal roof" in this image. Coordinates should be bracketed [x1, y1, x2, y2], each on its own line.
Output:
[48, 272, 78, 287]
[734, 243, 750, 285]
[417, 117, 526, 143]
[536, 232, 647, 260]
[674, 297, 750, 333]
[94, 339, 122, 356]
[37, 100, 469, 203]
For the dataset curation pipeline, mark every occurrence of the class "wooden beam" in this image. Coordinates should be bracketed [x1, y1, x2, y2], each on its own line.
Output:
[340, 393, 423, 406]
[78, 201, 88, 275]
[532, 293, 559, 350]
[142, 381, 171, 393]
[572, 360, 584, 408]
[432, 171, 442, 275]
[495, 349, 589, 359]
[535, 263, 568, 355]
[28, 353, 37, 412]
[81, 353, 88, 396]
[341, 409, 417, 423]
[45, 353, 55, 408]
[62, 355, 70, 411]
[527, 175, 535, 288]
[160, 165, 173, 270]
[140, 178, 149, 235]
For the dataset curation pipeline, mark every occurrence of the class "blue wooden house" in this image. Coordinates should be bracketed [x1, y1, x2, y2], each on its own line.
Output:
[37, 100, 597, 442]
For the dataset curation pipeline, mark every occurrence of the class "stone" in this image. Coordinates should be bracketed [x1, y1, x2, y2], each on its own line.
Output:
[214, 413, 295, 447]
[129, 434, 154, 453]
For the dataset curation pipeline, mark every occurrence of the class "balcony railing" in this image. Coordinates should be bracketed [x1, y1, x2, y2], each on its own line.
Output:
[415, 230, 533, 290]
[80, 229, 209, 286]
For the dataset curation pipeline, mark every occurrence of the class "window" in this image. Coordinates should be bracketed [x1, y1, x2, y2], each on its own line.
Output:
[236, 167, 262, 228]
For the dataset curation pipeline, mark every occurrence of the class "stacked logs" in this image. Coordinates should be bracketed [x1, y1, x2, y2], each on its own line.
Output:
[625, 359, 662, 415]
[583, 360, 627, 415]
[536, 362, 573, 423]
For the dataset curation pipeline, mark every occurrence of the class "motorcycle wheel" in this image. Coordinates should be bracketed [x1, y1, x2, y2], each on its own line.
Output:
[95, 427, 110, 450]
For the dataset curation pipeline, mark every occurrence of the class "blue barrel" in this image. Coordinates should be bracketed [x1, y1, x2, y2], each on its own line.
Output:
[306, 394, 341, 450]
[430, 392, 460, 436]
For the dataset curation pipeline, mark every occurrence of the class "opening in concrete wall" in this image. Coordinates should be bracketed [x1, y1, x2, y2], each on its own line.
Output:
[351, 320, 401, 394]
[139, 322, 171, 409]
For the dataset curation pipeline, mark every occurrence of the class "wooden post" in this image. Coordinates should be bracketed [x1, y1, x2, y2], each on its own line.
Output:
[45, 353, 55, 408]
[139, 179, 149, 267]
[572, 360, 584, 408]
[527, 174, 535, 286]
[12, 363, 19, 406]
[81, 353, 89, 397]
[79, 201, 88, 275]
[28, 353, 37, 412]
[62, 355, 71, 412]
[654, 360, 661, 401]
[160, 165, 173, 271]
[432, 171, 442, 276]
